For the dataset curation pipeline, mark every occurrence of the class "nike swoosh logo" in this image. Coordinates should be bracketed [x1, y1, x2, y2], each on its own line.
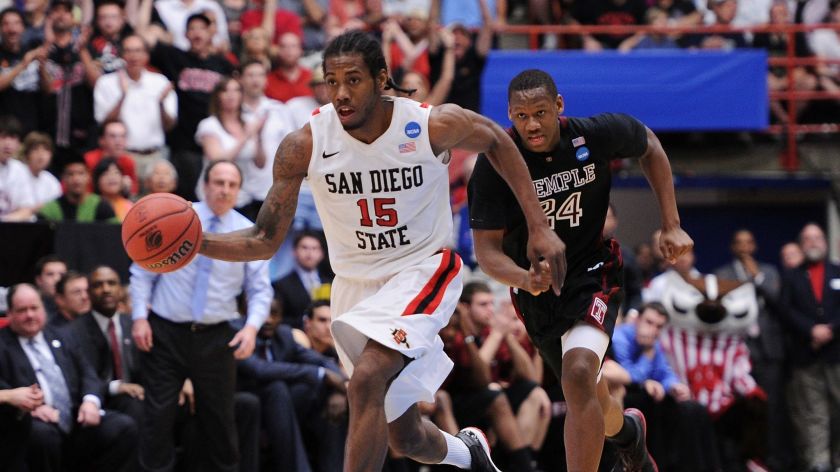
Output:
[322, 151, 339, 159]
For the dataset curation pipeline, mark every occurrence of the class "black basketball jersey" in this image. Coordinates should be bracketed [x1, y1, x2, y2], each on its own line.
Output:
[468, 113, 647, 276]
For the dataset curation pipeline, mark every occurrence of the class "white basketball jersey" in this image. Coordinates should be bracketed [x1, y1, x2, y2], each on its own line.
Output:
[307, 97, 452, 280]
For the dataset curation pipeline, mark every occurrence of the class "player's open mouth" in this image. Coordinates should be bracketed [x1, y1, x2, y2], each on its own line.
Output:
[337, 107, 355, 119]
[527, 135, 545, 146]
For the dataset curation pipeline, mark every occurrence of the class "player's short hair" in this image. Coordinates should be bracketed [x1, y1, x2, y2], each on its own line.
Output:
[508, 69, 558, 101]
[322, 30, 415, 95]
[639, 302, 670, 321]
[34, 254, 66, 277]
[304, 299, 330, 319]
[459, 281, 492, 305]
[55, 271, 86, 296]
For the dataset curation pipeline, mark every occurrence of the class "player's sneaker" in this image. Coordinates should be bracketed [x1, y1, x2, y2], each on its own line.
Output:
[455, 427, 502, 472]
[613, 408, 659, 472]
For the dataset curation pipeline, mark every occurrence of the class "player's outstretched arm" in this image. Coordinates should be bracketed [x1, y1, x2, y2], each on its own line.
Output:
[638, 126, 694, 263]
[200, 127, 312, 261]
[429, 103, 566, 294]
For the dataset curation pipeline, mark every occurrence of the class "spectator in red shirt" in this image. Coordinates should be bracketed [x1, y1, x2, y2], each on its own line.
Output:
[239, 0, 302, 47]
[265, 32, 312, 102]
[83, 120, 138, 196]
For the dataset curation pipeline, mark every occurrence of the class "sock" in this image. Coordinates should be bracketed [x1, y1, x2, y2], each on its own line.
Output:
[508, 447, 533, 472]
[608, 414, 638, 448]
[439, 431, 472, 469]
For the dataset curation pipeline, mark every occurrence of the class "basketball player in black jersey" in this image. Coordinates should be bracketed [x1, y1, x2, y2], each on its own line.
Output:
[469, 69, 694, 472]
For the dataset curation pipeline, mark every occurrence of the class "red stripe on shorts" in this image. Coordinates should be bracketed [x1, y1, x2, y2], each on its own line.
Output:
[402, 249, 462, 316]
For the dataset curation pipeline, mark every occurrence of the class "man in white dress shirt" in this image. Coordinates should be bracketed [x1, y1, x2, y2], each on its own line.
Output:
[93, 34, 177, 182]
[237, 59, 296, 220]
[130, 159, 272, 472]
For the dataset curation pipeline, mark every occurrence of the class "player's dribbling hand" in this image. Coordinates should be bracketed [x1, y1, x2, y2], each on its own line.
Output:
[524, 260, 552, 296]
[132, 319, 153, 352]
[527, 226, 567, 296]
[658, 226, 694, 264]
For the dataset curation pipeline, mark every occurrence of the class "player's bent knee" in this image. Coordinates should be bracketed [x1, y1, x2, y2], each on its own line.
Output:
[561, 349, 600, 395]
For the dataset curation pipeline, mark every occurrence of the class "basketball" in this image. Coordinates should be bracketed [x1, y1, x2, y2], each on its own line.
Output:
[121, 193, 203, 273]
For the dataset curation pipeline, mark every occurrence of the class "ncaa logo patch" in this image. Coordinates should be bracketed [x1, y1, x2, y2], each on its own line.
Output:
[404, 121, 421, 138]
[589, 298, 608, 325]
[576, 146, 590, 162]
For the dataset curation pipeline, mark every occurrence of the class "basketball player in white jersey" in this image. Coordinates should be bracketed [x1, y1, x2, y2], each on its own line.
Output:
[196, 31, 566, 472]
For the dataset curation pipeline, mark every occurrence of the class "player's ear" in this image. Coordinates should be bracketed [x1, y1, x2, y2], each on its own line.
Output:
[377, 69, 388, 90]
[507, 105, 512, 122]
[556, 94, 565, 115]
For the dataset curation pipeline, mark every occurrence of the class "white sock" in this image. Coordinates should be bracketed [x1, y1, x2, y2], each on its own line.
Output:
[439, 431, 472, 469]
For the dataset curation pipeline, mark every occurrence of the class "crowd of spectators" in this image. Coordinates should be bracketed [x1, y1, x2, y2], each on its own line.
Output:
[1, 0, 840, 471]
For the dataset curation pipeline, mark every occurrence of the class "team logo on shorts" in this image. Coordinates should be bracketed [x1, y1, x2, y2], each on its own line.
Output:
[588, 298, 608, 325]
[392, 328, 411, 348]
[576, 146, 590, 162]
[404, 121, 421, 138]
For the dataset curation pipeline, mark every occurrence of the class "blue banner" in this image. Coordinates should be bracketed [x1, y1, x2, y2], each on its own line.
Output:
[481, 50, 769, 131]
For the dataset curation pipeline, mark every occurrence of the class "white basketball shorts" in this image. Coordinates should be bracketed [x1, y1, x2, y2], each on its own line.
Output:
[330, 248, 464, 422]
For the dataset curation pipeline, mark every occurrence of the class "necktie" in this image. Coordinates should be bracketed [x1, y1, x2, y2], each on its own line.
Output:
[191, 216, 221, 321]
[107, 318, 123, 380]
[28, 339, 73, 433]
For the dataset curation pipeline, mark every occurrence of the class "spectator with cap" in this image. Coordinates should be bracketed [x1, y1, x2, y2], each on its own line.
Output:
[0, 115, 38, 222]
[265, 31, 312, 102]
[38, 155, 118, 222]
[93, 33, 177, 183]
[136, 2, 234, 201]
[20, 131, 62, 212]
[0, 7, 46, 136]
[0, 283, 138, 472]
[83, 119, 139, 196]
[147, 0, 229, 52]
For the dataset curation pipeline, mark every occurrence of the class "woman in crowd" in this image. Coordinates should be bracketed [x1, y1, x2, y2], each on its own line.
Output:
[93, 157, 133, 221]
[21, 131, 62, 213]
[195, 76, 266, 217]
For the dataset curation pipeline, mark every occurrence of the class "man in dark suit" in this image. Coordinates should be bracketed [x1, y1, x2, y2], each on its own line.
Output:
[49, 271, 91, 329]
[780, 223, 840, 472]
[714, 229, 790, 471]
[235, 307, 348, 472]
[71, 265, 144, 424]
[0, 283, 137, 472]
[273, 231, 331, 329]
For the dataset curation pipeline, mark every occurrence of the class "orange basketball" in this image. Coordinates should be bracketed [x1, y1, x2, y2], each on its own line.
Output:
[121, 193, 203, 273]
